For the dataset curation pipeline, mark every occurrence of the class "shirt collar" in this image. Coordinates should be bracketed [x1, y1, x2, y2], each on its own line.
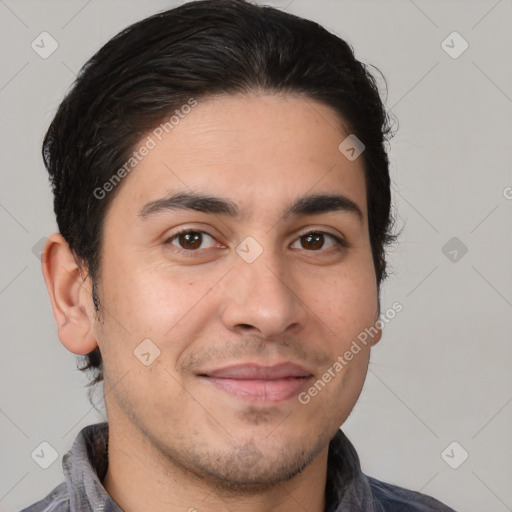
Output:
[325, 429, 377, 511]
[63, 422, 122, 512]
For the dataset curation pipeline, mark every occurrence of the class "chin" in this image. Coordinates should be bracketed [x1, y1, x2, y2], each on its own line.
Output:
[178, 430, 327, 493]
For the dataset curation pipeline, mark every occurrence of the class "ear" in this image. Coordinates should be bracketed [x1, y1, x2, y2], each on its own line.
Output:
[41, 233, 98, 355]
[370, 307, 383, 346]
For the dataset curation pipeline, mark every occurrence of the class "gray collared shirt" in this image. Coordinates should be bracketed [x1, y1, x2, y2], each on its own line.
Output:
[20, 422, 457, 512]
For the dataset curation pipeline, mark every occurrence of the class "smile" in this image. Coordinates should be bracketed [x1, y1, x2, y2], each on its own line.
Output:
[198, 363, 313, 403]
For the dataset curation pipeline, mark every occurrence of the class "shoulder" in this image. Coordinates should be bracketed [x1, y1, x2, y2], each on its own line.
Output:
[367, 476, 458, 512]
[18, 482, 70, 512]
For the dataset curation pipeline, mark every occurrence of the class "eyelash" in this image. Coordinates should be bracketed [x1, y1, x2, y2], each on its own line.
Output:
[165, 228, 347, 257]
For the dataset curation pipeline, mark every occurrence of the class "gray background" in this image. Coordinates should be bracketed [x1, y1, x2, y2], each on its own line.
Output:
[1, 1, 511, 511]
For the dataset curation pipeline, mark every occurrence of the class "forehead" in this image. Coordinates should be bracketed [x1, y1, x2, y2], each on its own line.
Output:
[105, 93, 367, 224]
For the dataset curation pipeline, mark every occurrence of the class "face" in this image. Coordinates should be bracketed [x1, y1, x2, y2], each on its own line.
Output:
[92, 93, 380, 488]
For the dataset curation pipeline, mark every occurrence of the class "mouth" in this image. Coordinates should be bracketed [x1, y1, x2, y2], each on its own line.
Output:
[198, 363, 314, 403]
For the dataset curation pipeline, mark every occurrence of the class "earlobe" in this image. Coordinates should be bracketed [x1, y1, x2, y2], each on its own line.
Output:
[371, 308, 383, 346]
[371, 325, 383, 346]
[41, 233, 98, 355]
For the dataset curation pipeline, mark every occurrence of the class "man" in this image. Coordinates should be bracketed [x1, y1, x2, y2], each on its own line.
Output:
[22, 0, 456, 511]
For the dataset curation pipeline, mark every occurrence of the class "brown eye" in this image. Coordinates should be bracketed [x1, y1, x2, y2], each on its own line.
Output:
[178, 231, 202, 250]
[301, 232, 324, 250]
[291, 231, 345, 252]
[168, 230, 216, 251]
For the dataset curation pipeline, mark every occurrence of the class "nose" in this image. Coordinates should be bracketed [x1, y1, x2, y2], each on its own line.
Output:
[219, 247, 306, 340]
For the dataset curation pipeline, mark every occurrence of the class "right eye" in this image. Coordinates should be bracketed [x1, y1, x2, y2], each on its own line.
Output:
[165, 229, 221, 254]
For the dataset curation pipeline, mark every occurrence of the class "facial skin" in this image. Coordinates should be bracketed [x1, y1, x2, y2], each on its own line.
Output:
[43, 93, 382, 512]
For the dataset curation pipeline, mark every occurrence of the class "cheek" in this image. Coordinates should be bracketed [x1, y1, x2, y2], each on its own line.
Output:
[96, 257, 221, 360]
[307, 260, 378, 342]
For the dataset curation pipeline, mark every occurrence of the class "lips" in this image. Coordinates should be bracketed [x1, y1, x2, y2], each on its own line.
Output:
[204, 362, 311, 380]
[199, 363, 313, 403]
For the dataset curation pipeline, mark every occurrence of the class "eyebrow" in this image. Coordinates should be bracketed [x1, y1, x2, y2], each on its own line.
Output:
[138, 191, 363, 222]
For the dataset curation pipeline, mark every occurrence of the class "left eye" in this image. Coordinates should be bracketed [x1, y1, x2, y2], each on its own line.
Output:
[290, 231, 345, 251]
